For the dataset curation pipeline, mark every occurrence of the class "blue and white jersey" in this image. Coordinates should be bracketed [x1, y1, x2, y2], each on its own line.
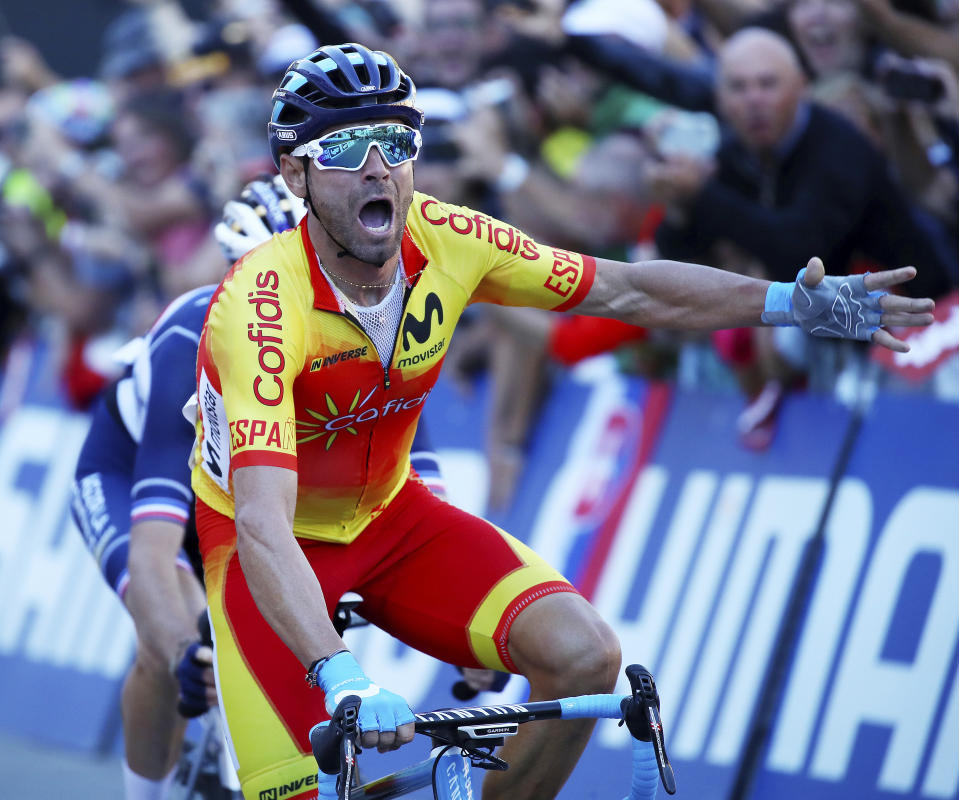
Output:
[113, 285, 216, 527]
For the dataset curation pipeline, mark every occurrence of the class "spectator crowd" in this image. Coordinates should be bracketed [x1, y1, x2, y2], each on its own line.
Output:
[2, 0, 958, 503]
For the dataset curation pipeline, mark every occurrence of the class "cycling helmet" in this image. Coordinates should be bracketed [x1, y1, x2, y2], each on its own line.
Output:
[268, 42, 423, 169]
[214, 175, 307, 262]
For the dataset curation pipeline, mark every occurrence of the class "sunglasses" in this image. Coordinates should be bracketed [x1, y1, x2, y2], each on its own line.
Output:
[290, 123, 422, 171]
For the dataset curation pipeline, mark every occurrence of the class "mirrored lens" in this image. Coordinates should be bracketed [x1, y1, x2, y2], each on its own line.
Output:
[313, 124, 420, 170]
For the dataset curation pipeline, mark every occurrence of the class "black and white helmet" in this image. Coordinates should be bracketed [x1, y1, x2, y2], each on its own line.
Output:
[214, 175, 307, 262]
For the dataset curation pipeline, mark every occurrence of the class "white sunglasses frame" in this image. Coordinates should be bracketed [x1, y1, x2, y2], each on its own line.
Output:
[289, 123, 422, 171]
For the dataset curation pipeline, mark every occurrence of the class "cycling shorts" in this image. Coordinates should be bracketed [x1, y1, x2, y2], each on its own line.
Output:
[71, 399, 197, 598]
[196, 478, 578, 800]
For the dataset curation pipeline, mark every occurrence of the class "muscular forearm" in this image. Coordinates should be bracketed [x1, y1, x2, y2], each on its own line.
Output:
[236, 523, 344, 667]
[126, 519, 205, 666]
[584, 257, 772, 330]
[233, 466, 344, 667]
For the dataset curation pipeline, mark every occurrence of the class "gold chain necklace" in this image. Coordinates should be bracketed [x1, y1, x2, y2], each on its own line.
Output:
[322, 263, 399, 289]
[318, 258, 426, 291]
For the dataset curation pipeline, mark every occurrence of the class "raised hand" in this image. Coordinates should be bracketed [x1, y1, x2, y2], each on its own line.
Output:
[799, 257, 935, 352]
[762, 257, 935, 352]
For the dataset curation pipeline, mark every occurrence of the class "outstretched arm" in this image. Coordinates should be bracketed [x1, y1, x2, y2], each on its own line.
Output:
[858, 0, 959, 73]
[577, 256, 935, 352]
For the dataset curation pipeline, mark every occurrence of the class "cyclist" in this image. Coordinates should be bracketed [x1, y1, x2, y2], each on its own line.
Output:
[70, 174, 452, 800]
[190, 43, 935, 800]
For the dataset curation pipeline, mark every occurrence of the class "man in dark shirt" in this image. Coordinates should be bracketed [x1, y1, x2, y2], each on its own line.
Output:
[652, 27, 957, 299]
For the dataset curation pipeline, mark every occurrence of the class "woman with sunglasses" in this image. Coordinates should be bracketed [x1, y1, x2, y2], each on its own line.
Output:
[189, 42, 935, 800]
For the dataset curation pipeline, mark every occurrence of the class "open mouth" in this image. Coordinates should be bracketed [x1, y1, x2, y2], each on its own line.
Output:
[358, 199, 394, 233]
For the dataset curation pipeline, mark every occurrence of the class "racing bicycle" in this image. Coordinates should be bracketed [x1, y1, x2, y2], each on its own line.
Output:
[163, 593, 379, 799]
[167, 709, 241, 800]
[310, 662, 677, 800]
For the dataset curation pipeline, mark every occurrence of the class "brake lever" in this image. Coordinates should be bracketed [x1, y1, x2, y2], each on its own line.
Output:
[310, 695, 362, 800]
[621, 664, 676, 795]
[339, 701, 360, 800]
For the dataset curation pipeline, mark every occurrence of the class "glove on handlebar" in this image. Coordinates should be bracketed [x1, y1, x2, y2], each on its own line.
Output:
[315, 651, 415, 734]
[762, 267, 885, 340]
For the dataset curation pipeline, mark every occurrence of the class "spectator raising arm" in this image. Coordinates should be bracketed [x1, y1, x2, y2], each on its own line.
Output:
[652, 28, 959, 298]
[857, 0, 959, 74]
[566, 33, 717, 113]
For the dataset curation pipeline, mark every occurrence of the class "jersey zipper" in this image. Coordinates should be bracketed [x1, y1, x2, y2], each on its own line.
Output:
[385, 282, 416, 389]
[325, 303, 402, 516]
[324, 261, 417, 389]
[334, 307, 391, 389]
[339, 280, 415, 390]
[314, 278, 418, 519]
[319, 307, 384, 520]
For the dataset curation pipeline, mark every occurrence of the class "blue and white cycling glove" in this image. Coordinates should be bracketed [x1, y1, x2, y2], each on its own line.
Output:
[308, 650, 415, 736]
[762, 267, 885, 340]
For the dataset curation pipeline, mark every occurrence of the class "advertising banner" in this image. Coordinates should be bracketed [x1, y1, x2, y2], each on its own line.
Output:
[0, 403, 134, 750]
[1, 362, 956, 800]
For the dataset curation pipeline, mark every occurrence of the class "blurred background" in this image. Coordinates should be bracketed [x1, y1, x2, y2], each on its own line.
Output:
[0, 0, 957, 798]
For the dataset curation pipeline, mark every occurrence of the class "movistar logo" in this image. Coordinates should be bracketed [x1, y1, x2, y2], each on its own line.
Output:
[402, 293, 443, 351]
[397, 338, 446, 368]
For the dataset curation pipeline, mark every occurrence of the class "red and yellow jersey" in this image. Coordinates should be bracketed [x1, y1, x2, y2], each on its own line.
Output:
[191, 192, 595, 543]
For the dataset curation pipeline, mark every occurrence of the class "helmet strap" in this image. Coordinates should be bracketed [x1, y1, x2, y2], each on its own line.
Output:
[301, 156, 323, 222]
